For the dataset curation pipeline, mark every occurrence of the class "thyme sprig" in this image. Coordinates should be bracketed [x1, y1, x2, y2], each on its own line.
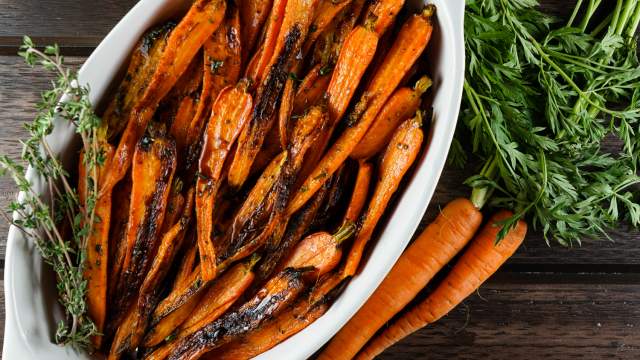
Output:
[0, 36, 103, 349]
[457, 0, 640, 245]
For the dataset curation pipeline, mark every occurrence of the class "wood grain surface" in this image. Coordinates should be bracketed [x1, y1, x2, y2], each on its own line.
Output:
[0, 0, 639, 359]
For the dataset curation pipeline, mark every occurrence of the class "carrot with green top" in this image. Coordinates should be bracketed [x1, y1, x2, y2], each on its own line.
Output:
[357, 211, 527, 359]
[351, 75, 432, 159]
[287, 6, 435, 215]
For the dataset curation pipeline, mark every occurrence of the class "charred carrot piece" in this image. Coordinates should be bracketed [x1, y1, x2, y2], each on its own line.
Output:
[108, 172, 131, 302]
[178, 256, 259, 338]
[303, 0, 353, 56]
[228, 0, 321, 189]
[205, 273, 347, 360]
[240, 0, 273, 63]
[362, 0, 406, 36]
[78, 142, 114, 348]
[109, 189, 194, 356]
[352, 75, 431, 159]
[185, 6, 242, 158]
[344, 114, 424, 276]
[162, 268, 311, 360]
[244, 0, 288, 84]
[111, 131, 177, 330]
[278, 77, 296, 149]
[101, 22, 175, 141]
[357, 211, 527, 359]
[343, 160, 372, 224]
[288, 7, 435, 214]
[173, 240, 197, 292]
[169, 97, 197, 156]
[248, 123, 283, 178]
[102, 0, 226, 193]
[160, 182, 186, 234]
[196, 80, 253, 282]
[292, 63, 332, 115]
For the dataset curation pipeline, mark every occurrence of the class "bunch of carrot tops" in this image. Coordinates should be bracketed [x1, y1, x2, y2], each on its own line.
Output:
[3, 0, 442, 357]
[318, 0, 640, 358]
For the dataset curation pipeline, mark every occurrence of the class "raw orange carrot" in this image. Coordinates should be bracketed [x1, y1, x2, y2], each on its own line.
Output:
[185, 6, 242, 153]
[317, 198, 483, 360]
[292, 63, 332, 115]
[287, 7, 435, 214]
[102, 0, 226, 193]
[240, 0, 273, 62]
[351, 75, 431, 159]
[357, 211, 528, 359]
[362, 0, 406, 36]
[278, 77, 296, 148]
[342, 160, 372, 223]
[177, 256, 259, 338]
[196, 81, 253, 282]
[78, 142, 114, 348]
[343, 114, 423, 276]
[244, 0, 287, 84]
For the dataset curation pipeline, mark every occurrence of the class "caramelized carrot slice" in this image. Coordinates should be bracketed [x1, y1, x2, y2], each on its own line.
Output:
[278, 77, 296, 149]
[292, 63, 332, 115]
[240, 0, 274, 63]
[244, 0, 288, 84]
[362, 0, 406, 35]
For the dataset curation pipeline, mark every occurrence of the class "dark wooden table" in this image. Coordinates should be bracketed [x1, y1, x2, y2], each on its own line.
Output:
[1, 1, 639, 359]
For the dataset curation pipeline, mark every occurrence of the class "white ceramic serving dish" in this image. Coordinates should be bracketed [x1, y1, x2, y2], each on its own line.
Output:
[3, 0, 464, 358]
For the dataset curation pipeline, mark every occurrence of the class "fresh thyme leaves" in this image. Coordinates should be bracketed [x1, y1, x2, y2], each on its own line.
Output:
[0, 36, 103, 349]
[461, 0, 640, 245]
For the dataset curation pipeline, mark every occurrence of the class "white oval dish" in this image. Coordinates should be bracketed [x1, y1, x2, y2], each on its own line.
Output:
[3, 0, 464, 358]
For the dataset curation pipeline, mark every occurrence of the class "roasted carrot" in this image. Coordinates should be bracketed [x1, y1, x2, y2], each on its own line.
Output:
[362, 0, 406, 36]
[303, 0, 353, 56]
[229, 0, 321, 189]
[160, 183, 186, 234]
[344, 114, 423, 276]
[102, 0, 226, 193]
[178, 256, 258, 338]
[169, 97, 197, 156]
[278, 77, 296, 148]
[101, 22, 174, 140]
[240, 0, 273, 63]
[107, 172, 131, 301]
[352, 75, 431, 159]
[185, 6, 242, 156]
[248, 123, 283, 178]
[292, 63, 332, 115]
[150, 267, 207, 330]
[244, 0, 287, 84]
[288, 7, 434, 214]
[111, 131, 177, 331]
[196, 80, 253, 281]
[78, 142, 114, 348]
[317, 198, 483, 360]
[205, 273, 347, 360]
[343, 160, 372, 223]
[161, 268, 311, 360]
[173, 241, 198, 292]
[357, 211, 528, 359]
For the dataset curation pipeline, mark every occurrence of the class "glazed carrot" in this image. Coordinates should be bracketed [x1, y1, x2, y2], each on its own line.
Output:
[112, 132, 177, 327]
[162, 268, 311, 360]
[278, 77, 296, 148]
[177, 256, 259, 338]
[357, 211, 528, 359]
[343, 161, 372, 223]
[143, 287, 207, 348]
[150, 266, 207, 330]
[287, 7, 434, 214]
[101, 22, 174, 140]
[185, 6, 242, 152]
[317, 198, 483, 360]
[169, 97, 197, 155]
[244, 0, 287, 84]
[205, 273, 347, 360]
[352, 75, 431, 159]
[281, 222, 355, 279]
[343, 114, 423, 276]
[78, 142, 114, 348]
[196, 81, 253, 282]
[229, 0, 321, 189]
[108, 173, 131, 301]
[292, 63, 332, 115]
[249, 124, 283, 177]
[102, 0, 226, 193]
[303, 0, 353, 56]
[173, 241, 197, 292]
[160, 183, 186, 234]
[362, 0, 406, 36]
[240, 0, 273, 62]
